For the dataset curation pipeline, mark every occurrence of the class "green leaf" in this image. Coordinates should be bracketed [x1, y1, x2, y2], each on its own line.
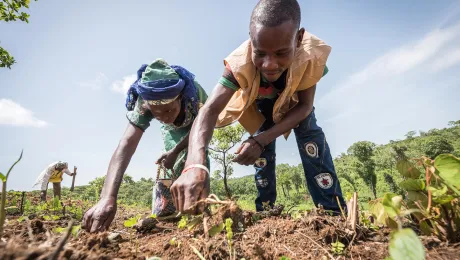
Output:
[407, 191, 428, 208]
[71, 225, 81, 237]
[123, 217, 137, 228]
[368, 199, 398, 229]
[389, 228, 425, 260]
[0, 172, 5, 182]
[433, 195, 455, 205]
[382, 193, 402, 219]
[185, 216, 202, 231]
[208, 222, 225, 237]
[419, 220, 433, 236]
[427, 185, 448, 197]
[399, 179, 425, 191]
[53, 227, 66, 234]
[396, 160, 421, 179]
[177, 216, 188, 229]
[434, 154, 460, 189]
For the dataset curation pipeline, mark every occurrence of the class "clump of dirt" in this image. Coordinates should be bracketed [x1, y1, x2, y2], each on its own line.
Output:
[1, 204, 459, 260]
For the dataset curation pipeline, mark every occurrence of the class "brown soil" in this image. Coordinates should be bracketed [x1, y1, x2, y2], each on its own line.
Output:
[1, 207, 459, 260]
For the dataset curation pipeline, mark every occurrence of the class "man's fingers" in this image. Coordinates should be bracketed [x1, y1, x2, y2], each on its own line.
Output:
[90, 218, 105, 233]
[155, 156, 165, 164]
[170, 186, 179, 210]
[101, 214, 115, 231]
[234, 144, 244, 154]
[176, 187, 185, 213]
[196, 184, 209, 214]
[82, 208, 93, 231]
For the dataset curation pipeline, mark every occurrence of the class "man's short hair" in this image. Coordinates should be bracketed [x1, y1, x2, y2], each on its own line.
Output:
[250, 0, 301, 29]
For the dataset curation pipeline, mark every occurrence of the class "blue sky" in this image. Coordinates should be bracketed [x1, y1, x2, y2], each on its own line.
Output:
[1, 1, 459, 191]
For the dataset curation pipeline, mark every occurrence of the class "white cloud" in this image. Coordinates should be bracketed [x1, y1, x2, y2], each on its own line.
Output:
[77, 73, 108, 90]
[111, 74, 136, 95]
[431, 47, 460, 72]
[316, 21, 460, 155]
[0, 99, 47, 127]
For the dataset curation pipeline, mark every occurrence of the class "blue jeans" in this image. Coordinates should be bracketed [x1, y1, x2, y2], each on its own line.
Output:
[253, 108, 346, 213]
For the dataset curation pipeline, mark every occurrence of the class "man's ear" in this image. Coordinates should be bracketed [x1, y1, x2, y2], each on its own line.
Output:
[296, 28, 305, 48]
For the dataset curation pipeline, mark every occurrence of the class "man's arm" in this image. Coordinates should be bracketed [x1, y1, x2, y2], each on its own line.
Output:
[186, 84, 236, 166]
[171, 84, 235, 213]
[62, 168, 73, 176]
[233, 85, 316, 165]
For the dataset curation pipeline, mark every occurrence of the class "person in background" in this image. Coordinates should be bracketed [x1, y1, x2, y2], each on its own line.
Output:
[33, 161, 75, 201]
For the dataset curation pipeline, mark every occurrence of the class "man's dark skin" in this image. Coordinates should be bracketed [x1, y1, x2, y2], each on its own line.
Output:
[82, 98, 189, 232]
[171, 20, 317, 214]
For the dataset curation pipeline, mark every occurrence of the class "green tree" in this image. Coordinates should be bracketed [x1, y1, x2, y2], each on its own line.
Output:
[291, 170, 303, 195]
[420, 136, 454, 159]
[448, 120, 460, 127]
[405, 130, 417, 139]
[276, 164, 293, 198]
[0, 0, 37, 69]
[209, 123, 246, 198]
[348, 141, 378, 199]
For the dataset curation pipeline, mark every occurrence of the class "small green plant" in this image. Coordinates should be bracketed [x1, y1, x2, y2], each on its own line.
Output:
[209, 222, 225, 237]
[225, 218, 235, 259]
[123, 215, 141, 228]
[71, 225, 81, 238]
[169, 237, 181, 248]
[0, 150, 23, 236]
[279, 256, 291, 260]
[330, 240, 345, 255]
[177, 215, 188, 229]
[43, 215, 60, 221]
[370, 154, 459, 243]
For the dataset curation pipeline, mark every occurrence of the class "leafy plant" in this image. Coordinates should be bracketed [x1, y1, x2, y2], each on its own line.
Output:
[177, 215, 188, 229]
[388, 228, 425, 260]
[0, 150, 23, 236]
[0, 0, 38, 69]
[123, 215, 141, 228]
[331, 240, 345, 255]
[370, 154, 460, 242]
[209, 123, 246, 198]
[209, 222, 225, 237]
[225, 218, 235, 259]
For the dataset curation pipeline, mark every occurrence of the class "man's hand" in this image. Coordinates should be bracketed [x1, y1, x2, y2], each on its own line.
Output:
[156, 150, 179, 170]
[233, 139, 264, 166]
[170, 168, 209, 214]
[82, 197, 117, 233]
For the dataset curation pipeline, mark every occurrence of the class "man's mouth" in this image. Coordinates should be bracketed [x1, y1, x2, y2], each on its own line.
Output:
[263, 71, 280, 76]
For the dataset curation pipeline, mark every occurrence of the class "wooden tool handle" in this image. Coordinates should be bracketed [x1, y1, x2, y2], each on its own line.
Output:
[70, 166, 77, 192]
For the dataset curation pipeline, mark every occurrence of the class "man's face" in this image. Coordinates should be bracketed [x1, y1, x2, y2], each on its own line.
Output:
[250, 21, 304, 82]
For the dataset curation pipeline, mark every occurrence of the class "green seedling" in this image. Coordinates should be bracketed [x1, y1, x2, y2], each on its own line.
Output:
[209, 222, 225, 237]
[0, 150, 23, 236]
[177, 215, 188, 229]
[225, 218, 235, 259]
[331, 240, 345, 255]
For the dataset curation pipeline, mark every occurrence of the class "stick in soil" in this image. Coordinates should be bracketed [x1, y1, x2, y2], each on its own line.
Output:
[20, 191, 26, 214]
[295, 231, 336, 260]
[48, 220, 74, 260]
